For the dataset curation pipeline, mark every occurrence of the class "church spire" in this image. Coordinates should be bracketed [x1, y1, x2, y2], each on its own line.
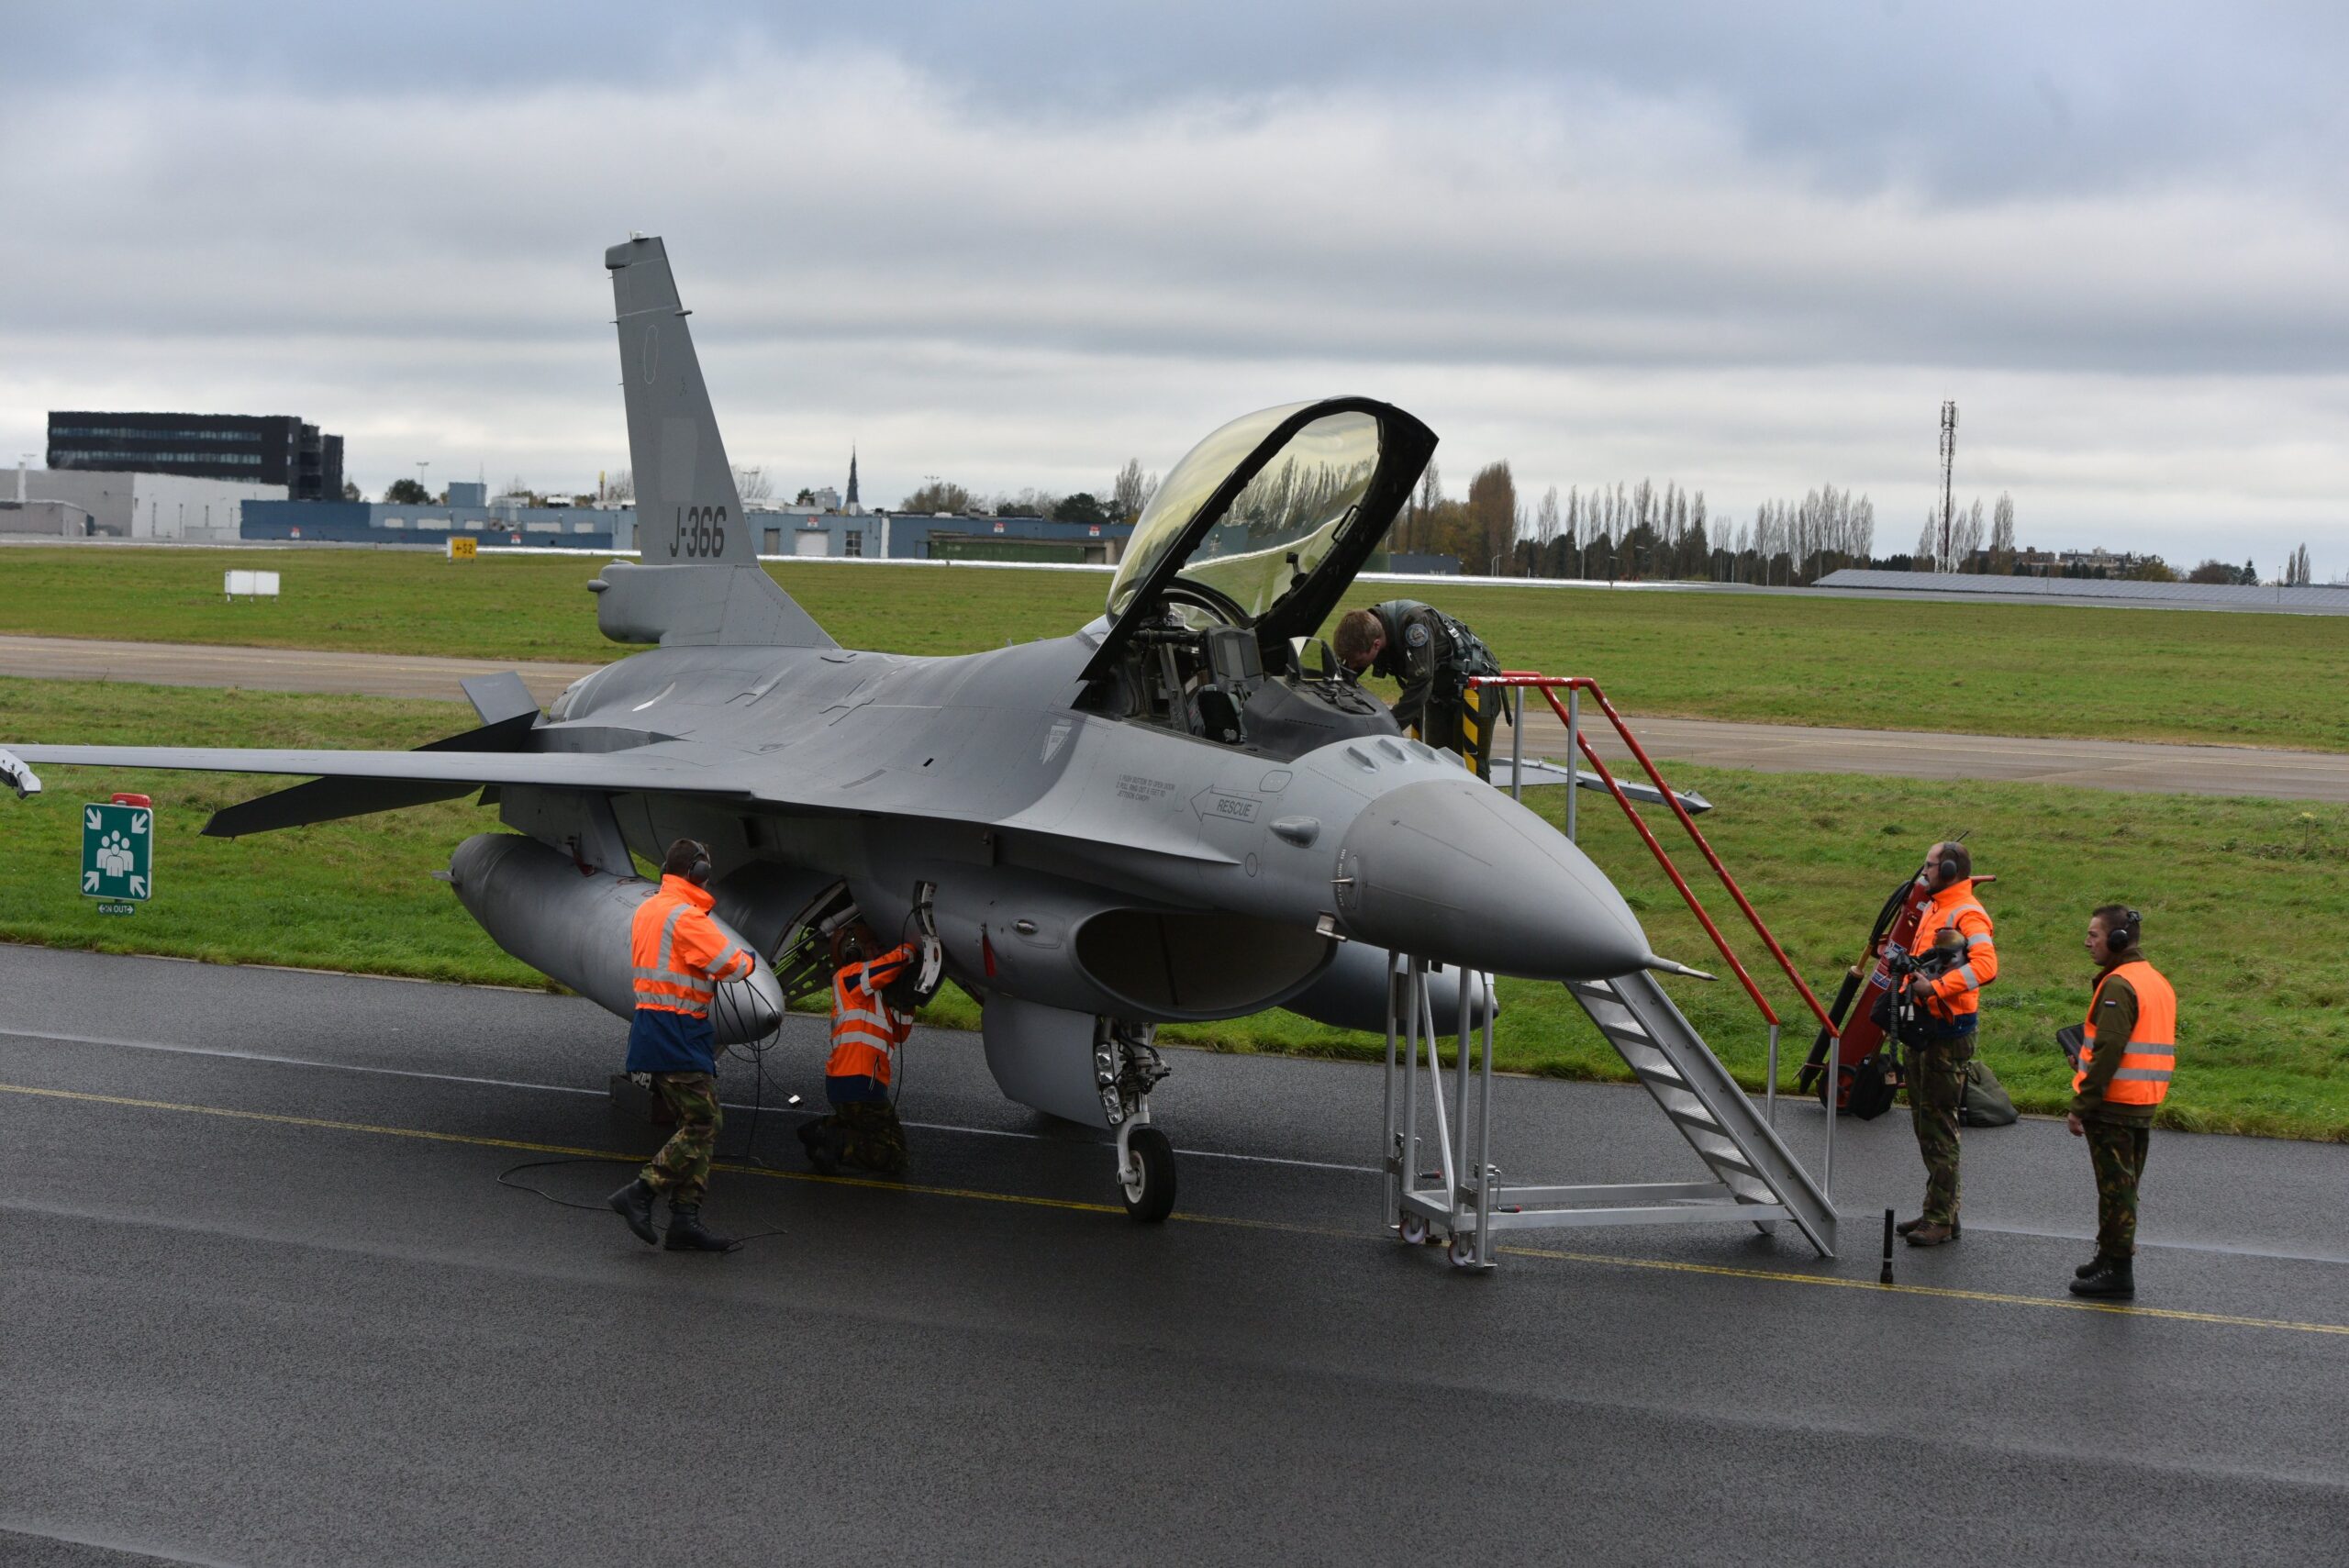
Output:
[845, 447, 860, 506]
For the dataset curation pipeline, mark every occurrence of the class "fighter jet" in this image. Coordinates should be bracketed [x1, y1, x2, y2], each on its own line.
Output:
[1, 237, 1665, 1220]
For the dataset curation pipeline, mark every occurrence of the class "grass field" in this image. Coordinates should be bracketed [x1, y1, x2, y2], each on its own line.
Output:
[5, 547, 2349, 750]
[5, 676, 2340, 1140]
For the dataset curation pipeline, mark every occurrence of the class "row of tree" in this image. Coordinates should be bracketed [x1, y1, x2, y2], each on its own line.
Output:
[1913, 494, 2017, 573]
[1387, 464, 1884, 586]
[384, 460, 2322, 590]
[901, 458, 1164, 524]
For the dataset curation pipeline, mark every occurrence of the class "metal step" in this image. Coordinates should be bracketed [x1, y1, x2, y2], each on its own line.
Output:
[1567, 972, 1837, 1256]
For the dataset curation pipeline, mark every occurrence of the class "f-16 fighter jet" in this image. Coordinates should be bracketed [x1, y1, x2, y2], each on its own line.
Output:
[2, 238, 1666, 1220]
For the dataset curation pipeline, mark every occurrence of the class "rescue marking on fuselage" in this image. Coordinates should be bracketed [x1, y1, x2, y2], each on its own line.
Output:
[1193, 789, 1262, 824]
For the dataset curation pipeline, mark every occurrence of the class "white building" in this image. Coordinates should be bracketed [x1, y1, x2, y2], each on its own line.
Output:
[6, 466, 287, 541]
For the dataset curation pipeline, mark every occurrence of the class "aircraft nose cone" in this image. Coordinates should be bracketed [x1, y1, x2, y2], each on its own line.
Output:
[1335, 777, 1651, 981]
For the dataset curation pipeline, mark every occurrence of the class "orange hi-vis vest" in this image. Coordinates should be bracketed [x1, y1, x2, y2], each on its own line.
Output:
[629, 875, 753, 1018]
[826, 943, 917, 1085]
[1912, 880, 1997, 1021]
[2076, 960, 2177, 1106]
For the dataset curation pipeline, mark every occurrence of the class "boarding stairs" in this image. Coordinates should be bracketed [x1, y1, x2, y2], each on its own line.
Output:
[1384, 674, 1843, 1270]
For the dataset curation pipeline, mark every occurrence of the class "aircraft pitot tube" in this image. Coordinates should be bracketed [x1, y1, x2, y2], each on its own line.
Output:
[446, 834, 785, 1045]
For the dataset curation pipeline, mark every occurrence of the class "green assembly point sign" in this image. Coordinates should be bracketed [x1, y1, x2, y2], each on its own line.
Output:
[82, 801, 153, 906]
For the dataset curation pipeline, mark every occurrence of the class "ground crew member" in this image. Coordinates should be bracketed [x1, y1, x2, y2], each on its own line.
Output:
[1332, 600, 1504, 765]
[798, 921, 921, 1177]
[607, 838, 756, 1252]
[1895, 840, 1997, 1248]
[2067, 905, 2175, 1300]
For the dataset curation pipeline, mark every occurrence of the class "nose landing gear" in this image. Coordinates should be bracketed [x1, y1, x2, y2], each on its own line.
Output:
[1117, 1122, 1175, 1223]
[1099, 1021, 1175, 1222]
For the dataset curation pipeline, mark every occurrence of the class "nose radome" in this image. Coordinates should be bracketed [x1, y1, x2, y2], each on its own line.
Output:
[1335, 777, 1652, 981]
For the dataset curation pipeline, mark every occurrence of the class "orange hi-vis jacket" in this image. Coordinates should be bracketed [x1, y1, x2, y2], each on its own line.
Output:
[2076, 960, 2177, 1106]
[826, 943, 917, 1086]
[629, 875, 754, 1018]
[1911, 878, 1997, 1023]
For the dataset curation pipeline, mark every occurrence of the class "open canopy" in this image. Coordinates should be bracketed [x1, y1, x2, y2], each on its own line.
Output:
[1086, 398, 1435, 682]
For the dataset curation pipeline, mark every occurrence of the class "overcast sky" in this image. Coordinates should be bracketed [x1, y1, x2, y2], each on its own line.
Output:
[5, 2, 2343, 573]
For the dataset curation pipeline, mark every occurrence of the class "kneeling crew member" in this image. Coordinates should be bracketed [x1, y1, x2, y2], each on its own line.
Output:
[1332, 600, 1503, 763]
[1898, 840, 1998, 1248]
[607, 839, 757, 1253]
[799, 921, 929, 1177]
[2067, 906, 2176, 1301]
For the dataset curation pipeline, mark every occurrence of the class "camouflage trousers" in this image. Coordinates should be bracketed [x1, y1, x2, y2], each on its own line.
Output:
[2085, 1118, 2151, 1261]
[641, 1072, 722, 1206]
[1908, 1040, 1973, 1225]
[819, 1100, 909, 1177]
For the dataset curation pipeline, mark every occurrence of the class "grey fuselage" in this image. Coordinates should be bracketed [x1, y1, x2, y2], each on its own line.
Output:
[509, 615, 1652, 1029]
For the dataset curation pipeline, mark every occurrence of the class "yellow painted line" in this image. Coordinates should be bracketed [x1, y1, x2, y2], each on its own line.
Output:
[8, 1079, 2348, 1339]
[0, 1081, 620, 1160]
[1497, 1244, 2349, 1337]
[0, 1080, 1125, 1217]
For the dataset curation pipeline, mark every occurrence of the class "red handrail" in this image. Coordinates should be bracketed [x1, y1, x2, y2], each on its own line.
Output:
[1472, 673, 1840, 1039]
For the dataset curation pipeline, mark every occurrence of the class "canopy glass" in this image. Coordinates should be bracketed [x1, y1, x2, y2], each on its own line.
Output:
[1107, 405, 1382, 627]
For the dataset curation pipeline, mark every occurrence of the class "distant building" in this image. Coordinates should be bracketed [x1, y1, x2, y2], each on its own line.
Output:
[749, 509, 1134, 563]
[48, 411, 344, 501]
[1378, 552, 1462, 575]
[222, 498, 1136, 561]
[1999, 548, 2146, 579]
[446, 481, 487, 507]
[241, 498, 622, 550]
[2, 467, 284, 540]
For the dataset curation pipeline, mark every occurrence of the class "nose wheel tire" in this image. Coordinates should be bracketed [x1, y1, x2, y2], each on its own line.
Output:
[1119, 1125, 1175, 1223]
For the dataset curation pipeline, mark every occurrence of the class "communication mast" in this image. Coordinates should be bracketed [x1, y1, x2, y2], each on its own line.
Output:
[1937, 400, 1959, 572]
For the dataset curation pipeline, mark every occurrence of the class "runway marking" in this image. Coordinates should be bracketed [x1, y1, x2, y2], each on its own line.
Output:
[1497, 1245, 2349, 1337]
[7, 1078, 2349, 1340]
[0, 1029, 1377, 1174]
[0, 1079, 1130, 1217]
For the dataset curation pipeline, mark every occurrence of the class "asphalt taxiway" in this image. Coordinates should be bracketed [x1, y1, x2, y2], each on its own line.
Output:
[7, 633, 2349, 802]
[3, 945, 2344, 1566]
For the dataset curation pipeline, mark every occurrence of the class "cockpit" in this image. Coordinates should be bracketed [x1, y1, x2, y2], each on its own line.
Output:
[1078, 397, 1438, 761]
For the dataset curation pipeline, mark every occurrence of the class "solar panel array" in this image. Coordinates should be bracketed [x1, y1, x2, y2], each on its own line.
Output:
[1813, 569, 2349, 613]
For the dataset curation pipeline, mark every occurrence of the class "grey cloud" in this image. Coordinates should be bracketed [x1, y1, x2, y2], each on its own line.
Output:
[2, 14, 2343, 572]
[16, 1, 2346, 202]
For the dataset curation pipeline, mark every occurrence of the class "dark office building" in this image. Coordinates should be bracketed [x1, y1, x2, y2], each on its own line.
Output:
[48, 411, 345, 501]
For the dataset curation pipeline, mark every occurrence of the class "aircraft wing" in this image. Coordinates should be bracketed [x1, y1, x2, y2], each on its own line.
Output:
[8, 742, 757, 788]
[1486, 756, 1712, 814]
[4, 738, 1240, 864]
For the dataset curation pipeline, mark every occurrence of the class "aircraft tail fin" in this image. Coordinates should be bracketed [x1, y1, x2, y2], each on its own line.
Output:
[603, 235, 834, 647]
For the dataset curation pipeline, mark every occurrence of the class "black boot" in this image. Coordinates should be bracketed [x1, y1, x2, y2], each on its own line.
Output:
[663, 1203, 740, 1253]
[607, 1177, 659, 1247]
[798, 1118, 842, 1176]
[2075, 1258, 2102, 1279]
[2069, 1258, 2134, 1299]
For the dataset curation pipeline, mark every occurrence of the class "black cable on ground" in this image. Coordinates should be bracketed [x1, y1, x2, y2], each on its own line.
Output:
[494, 979, 809, 1244]
[495, 1152, 791, 1244]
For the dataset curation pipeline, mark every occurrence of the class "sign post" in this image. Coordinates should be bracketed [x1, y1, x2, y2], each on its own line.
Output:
[82, 797, 153, 915]
[448, 535, 477, 561]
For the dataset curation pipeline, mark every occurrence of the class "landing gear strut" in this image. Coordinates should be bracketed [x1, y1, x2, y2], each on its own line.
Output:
[1099, 1020, 1174, 1222]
